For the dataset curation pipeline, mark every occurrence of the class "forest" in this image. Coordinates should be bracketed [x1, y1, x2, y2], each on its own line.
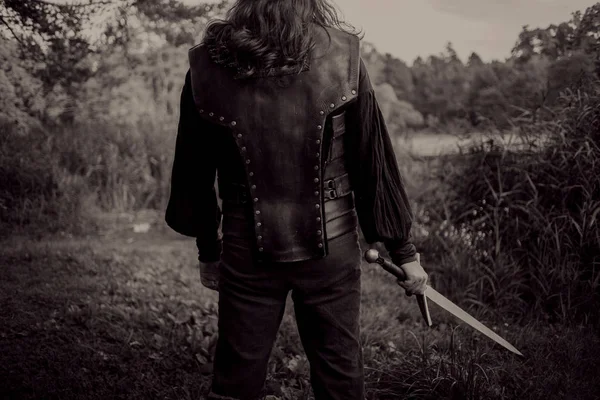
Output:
[1, 1, 600, 399]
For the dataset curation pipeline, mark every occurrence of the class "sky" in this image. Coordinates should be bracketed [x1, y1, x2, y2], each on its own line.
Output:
[182, 0, 592, 63]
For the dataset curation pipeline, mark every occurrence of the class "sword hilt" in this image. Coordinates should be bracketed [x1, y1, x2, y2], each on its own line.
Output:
[364, 249, 432, 327]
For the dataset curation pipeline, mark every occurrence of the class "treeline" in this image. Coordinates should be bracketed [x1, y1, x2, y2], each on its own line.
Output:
[362, 4, 600, 132]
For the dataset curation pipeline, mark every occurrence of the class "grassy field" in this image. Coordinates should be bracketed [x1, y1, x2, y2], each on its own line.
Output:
[1, 213, 599, 400]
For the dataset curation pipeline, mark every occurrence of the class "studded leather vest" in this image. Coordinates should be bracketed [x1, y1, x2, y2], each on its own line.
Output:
[188, 26, 360, 263]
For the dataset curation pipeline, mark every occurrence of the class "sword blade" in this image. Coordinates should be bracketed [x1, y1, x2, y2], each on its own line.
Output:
[424, 286, 523, 356]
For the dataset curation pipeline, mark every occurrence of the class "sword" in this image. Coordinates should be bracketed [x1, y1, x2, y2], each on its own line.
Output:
[364, 249, 524, 357]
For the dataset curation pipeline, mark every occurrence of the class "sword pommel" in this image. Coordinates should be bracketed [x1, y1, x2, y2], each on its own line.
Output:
[364, 249, 380, 264]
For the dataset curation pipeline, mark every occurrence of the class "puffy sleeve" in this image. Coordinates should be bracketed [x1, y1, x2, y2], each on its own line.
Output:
[345, 58, 417, 266]
[165, 69, 223, 263]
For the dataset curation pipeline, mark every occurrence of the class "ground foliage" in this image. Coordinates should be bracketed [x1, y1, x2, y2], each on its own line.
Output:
[1, 230, 599, 400]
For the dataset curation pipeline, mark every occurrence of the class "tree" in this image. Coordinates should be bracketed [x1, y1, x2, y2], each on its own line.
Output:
[382, 53, 414, 102]
[360, 41, 386, 85]
[512, 3, 600, 69]
[0, 0, 228, 124]
[467, 52, 484, 68]
[374, 83, 424, 132]
[409, 43, 469, 123]
[0, 37, 45, 133]
[502, 56, 550, 122]
[0, 0, 109, 91]
[0, 0, 228, 91]
[547, 51, 597, 102]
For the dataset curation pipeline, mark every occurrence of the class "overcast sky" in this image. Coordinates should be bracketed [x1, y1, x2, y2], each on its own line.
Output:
[182, 0, 592, 63]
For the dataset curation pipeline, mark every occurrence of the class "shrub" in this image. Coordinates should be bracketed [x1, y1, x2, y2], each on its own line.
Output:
[0, 115, 175, 237]
[0, 122, 88, 237]
[415, 75, 600, 324]
[48, 120, 174, 212]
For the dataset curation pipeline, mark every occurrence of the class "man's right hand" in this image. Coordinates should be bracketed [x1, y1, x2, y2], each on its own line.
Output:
[397, 254, 428, 296]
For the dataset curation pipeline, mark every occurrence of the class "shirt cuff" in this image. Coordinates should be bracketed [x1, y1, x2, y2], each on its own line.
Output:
[196, 233, 223, 263]
[383, 238, 417, 266]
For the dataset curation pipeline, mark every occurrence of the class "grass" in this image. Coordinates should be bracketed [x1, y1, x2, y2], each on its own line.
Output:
[1, 216, 599, 400]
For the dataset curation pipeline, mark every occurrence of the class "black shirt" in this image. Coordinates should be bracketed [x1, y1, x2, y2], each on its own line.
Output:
[166, 58, 417, 266]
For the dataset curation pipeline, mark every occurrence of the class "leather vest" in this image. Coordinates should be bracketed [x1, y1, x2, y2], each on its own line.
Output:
[188, 26, 360, 263]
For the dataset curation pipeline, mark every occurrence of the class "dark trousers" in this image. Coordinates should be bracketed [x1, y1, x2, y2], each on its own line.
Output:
[208, 214, 364, 400]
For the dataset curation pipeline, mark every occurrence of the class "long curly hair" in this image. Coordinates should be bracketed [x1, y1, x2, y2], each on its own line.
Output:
[201, 0, 362, 79]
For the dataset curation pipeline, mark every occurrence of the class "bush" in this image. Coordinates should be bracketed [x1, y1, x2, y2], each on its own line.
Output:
[48, 120, 174, 212]
[415, 76, 600, 324]
[0, 115, 176, 237]
[0, 122, 88, 237]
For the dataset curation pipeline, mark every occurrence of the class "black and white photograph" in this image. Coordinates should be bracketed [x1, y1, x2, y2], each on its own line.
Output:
[1, 0, 599, 399]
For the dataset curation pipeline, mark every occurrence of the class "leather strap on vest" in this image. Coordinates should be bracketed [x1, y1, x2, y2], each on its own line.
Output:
[321, 110, 357, 240]
[220, 173, 352, 204]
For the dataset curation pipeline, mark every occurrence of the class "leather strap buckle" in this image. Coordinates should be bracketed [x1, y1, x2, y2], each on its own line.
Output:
[325, 189, 338, 200]
[323, 173, 352, 202]
[324, 179, 338, 200]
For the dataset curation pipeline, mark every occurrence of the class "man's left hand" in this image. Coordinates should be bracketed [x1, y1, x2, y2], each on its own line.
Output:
[199, 260, 220, 291]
